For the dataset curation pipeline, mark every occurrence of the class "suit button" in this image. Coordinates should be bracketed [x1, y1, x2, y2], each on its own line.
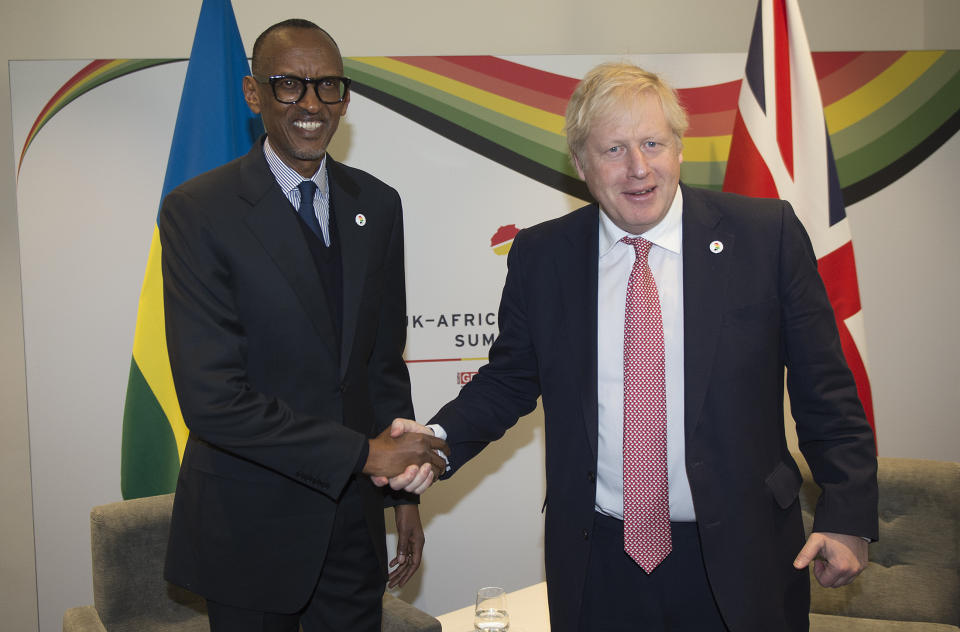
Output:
[587, 471, 595, 482]
[582, 529, 589, 540]
[338, 383, 347, 393]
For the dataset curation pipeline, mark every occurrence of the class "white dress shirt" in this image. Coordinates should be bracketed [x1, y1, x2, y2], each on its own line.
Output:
[432, 189, 695, 520]
[594, 187, 696, 522]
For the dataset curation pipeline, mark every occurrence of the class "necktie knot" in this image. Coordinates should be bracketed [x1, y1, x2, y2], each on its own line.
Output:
[621, 236, 653, 260]
[297, 180, 322, 240]
[298, 179, 318, 208]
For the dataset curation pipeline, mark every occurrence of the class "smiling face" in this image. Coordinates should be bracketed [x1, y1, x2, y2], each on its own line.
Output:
[573, 90, 683, 235]
[243, 27, 348, 178]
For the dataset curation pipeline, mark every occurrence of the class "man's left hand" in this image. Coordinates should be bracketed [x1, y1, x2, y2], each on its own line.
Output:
[389, 504, 426, 589]
[793, 531, 869, 588]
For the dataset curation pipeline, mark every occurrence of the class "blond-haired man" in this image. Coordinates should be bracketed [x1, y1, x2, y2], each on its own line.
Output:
[392, 62, 877, 631]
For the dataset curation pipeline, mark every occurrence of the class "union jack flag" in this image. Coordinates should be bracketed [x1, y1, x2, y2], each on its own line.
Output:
[722, 0, 876, 436]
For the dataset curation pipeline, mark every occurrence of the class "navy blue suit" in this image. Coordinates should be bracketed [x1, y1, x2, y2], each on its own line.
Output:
[432, 184, 877, 631]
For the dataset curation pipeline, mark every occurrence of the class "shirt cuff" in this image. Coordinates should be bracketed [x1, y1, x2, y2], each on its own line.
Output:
[426, 424, 450, 472]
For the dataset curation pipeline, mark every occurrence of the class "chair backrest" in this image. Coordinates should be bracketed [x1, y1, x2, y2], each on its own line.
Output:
[90, 493, 208, 632]
[797, 454, 960, 625]
[88, 494, 441, 632]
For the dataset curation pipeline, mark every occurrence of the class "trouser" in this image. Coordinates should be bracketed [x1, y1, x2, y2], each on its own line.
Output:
[207, 479, 384, 632]
[578, 513, 729, 631]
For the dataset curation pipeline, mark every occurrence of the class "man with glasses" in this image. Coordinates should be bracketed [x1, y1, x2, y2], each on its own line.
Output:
[161, 19, 447, 632]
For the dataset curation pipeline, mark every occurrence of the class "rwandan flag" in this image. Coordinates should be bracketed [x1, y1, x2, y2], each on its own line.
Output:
[722, 0, 875, 438]
[121, 0, 262, 499]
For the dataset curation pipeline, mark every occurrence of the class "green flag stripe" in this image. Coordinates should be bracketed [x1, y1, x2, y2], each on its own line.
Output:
[120, 357, 180, 499]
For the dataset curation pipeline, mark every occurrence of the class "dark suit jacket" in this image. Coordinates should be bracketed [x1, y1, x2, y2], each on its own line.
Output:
[161, 138, 414, 613]
[432, 184, 878, 632]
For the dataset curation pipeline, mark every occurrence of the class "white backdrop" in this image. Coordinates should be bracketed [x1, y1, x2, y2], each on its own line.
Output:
[12, 54, 960, 629]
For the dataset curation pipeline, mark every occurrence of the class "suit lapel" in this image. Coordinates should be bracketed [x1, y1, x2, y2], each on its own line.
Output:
[557, 206, 600, 460]
[328, 159, 369, 378]
[238, 141, 338, 359]
[681, 184, 734, 435]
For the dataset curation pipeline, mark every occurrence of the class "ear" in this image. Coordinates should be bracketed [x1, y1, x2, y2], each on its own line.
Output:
[242, 76, 262, 114]
[572, 152, 586, 180]
[339, 88, 350, 117]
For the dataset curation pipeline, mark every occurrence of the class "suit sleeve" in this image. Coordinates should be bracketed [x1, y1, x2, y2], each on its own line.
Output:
[366, 189, 415, 431]
[362, 189, 418, 506]
[778, 203, 878, 540]
[159, 187, 367, 500]
[432, 229, 543, 476]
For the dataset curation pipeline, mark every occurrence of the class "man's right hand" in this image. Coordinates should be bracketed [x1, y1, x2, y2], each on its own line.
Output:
[363, 420, 449, 483]
[370, 419, 443, 494]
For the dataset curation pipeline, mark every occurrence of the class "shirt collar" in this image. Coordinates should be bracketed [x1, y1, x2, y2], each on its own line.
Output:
[598, 185, 683, 257]
[262, 137, 327, 194]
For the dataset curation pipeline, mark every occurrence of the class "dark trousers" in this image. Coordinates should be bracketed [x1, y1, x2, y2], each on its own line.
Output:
[578, 513, 730, 631]
[207, 479, 384, 632]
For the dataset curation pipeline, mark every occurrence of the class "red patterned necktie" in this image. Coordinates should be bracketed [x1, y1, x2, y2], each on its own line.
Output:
[620, 236, 671, 573]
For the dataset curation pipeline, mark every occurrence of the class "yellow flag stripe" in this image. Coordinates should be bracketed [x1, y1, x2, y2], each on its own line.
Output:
[130, 227, 189, 459]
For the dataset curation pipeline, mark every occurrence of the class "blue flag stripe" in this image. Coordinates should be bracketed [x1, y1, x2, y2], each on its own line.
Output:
[745, 0, 766, 114]
[158, 0, 262, 212]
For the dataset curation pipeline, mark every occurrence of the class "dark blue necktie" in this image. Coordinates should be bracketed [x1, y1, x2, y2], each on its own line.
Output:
[297, 180, 322, 240]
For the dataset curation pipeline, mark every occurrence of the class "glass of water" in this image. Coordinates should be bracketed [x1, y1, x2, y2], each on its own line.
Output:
[474, 586, 510, 631]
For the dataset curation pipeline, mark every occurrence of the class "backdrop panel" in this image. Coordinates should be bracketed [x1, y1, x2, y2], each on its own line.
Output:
[12, 52, 960, 629]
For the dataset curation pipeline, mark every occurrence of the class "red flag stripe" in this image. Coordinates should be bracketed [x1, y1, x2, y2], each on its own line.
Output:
[817, 241, 863, 321]
[837, 321, 876, 437]
[773, 0, 794, 177]
[722, 112, 779, 198]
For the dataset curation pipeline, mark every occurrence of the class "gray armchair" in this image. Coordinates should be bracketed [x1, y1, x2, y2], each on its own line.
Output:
[797, 453, 960, 632]
[62, 493, 440, 632]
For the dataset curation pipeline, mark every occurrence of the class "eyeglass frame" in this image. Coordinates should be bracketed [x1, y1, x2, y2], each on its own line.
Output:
[252, 74, 352, 105]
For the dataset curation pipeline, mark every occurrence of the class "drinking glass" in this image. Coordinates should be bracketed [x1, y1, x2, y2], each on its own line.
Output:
[474, 586, 510, 631]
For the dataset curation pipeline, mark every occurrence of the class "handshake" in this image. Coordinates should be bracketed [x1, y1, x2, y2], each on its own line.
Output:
[363, 419, 449, 495]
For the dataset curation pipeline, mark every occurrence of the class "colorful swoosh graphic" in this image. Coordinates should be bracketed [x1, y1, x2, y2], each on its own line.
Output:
[18, 52, 960, 205]
[16, 59, 179, 177]
[345, 52, 960, 205]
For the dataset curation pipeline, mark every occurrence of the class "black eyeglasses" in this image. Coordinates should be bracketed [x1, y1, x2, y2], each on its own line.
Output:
[253, 75, 352, 104]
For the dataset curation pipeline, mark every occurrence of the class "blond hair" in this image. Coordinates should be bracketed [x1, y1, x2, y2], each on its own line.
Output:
[564, 62, 689, 162]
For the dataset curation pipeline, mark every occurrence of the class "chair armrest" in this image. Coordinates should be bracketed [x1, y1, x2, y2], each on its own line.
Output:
[62, 605, 107, 632]
[382, 592, 442, 632]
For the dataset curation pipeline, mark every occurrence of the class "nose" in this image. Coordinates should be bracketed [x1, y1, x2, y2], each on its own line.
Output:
[626, 147, 649, 178]
[296, 85, 323, 113]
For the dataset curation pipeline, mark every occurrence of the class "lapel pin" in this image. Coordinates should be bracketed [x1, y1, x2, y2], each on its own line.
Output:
[709, 240, 723, 254]
[355, 213, 366, 227]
